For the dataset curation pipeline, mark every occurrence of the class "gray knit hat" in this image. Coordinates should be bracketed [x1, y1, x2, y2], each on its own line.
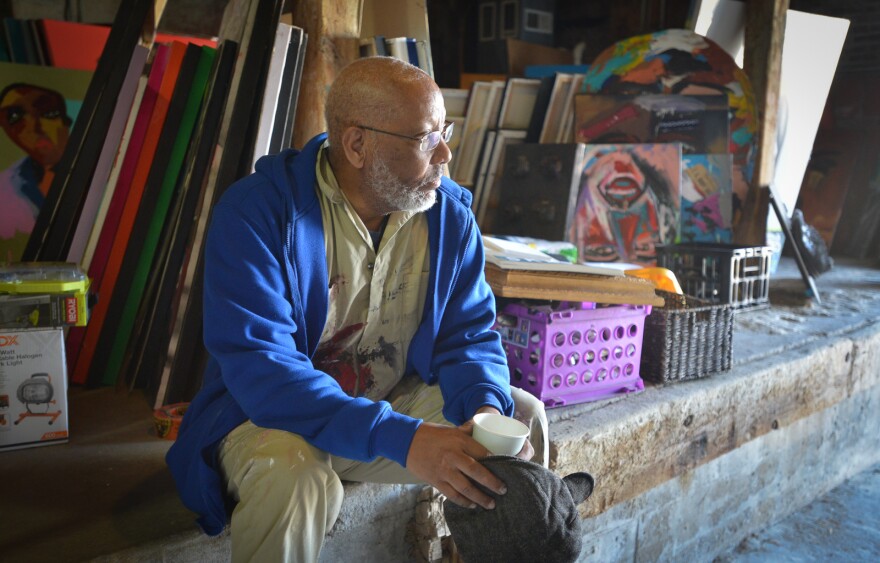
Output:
[443, 456, 594, 563]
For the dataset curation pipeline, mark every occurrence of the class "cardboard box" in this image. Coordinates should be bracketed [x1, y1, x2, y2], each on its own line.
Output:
[0, 329, 69, 451]
[469, 38, 573, 76]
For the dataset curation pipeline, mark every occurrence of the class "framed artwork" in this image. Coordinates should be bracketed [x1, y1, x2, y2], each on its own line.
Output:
[482, 143, 586, 240]
[574, 93, 729, 155]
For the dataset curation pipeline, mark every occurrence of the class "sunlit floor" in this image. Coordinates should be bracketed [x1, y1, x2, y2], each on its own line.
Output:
[717, 463, 880, 562]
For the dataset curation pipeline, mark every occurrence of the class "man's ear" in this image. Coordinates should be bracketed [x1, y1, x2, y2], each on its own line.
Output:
[341, 126, 367, 169]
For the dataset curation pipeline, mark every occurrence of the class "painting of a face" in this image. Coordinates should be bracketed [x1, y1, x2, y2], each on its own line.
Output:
[0, 85, 71, 168]
[571, 144, 681, 266]
[0, 64, 91, 263]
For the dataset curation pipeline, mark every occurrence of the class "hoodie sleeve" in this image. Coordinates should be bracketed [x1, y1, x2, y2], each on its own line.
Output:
[202, 183, 420, 466]
[429, 206, 514, 425]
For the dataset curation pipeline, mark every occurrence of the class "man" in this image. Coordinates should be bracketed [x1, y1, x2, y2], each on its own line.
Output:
[0, 83, 72, 261]
[167, 56, 548, 562]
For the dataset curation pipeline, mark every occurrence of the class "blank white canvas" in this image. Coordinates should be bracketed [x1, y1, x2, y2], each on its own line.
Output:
[251, 23, 294, 170]
[770, 10, 849, 230]
[497, 78, 541, 130]
[693, 0, 745, 66]
[442, 88, 469, 117]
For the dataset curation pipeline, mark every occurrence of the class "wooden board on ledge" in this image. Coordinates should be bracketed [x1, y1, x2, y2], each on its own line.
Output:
[484, 263, 665, 307]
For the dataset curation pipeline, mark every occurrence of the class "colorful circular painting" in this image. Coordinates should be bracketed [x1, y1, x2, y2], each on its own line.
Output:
[581, 28, 758, 223]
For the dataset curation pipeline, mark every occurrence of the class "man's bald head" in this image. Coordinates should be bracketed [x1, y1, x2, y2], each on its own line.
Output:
[324, 57, 436, 149]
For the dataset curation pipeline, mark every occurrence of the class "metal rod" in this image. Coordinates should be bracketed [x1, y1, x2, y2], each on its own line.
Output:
[765, 185, 821, 304]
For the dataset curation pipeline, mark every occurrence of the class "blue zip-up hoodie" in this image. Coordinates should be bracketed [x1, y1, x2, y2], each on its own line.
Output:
[166, 134, 514, 535]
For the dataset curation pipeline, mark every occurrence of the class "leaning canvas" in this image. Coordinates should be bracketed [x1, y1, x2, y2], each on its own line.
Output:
[680, 153, 733, 243]
[570, 143, 681, 266]
[482, 143, 587, 241]
[0, 61, 93, 261]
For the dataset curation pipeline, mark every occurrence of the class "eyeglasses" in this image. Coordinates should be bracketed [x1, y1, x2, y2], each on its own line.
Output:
[358, 120, 454, 152]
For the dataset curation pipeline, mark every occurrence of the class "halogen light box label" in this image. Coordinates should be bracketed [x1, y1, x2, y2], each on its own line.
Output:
[0, 329, 69, 451]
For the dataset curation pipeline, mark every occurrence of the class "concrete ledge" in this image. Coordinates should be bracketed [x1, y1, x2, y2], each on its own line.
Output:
[549, 266, 880, 561]
[560, 324, 880, 561]
[92, 261, 880, 562]
[552, 327, 878, 514]
[93, 481, 427, 562]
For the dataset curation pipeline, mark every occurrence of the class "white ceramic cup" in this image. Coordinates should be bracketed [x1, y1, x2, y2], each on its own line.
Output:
[471, 413, 530, 456]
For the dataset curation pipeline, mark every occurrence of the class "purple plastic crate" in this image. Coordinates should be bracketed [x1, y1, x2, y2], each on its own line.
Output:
[493, 301, 650, 408]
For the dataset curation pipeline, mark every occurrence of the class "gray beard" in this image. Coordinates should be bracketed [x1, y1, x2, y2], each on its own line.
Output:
[366, 155, 438, 214]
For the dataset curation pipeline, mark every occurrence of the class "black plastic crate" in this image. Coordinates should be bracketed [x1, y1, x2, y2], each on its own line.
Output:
[656, 243, 771, 310]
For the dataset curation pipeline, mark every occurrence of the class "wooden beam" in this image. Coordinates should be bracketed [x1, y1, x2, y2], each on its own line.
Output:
[737, 0, 788, 245]
[291, 0, 362, 148]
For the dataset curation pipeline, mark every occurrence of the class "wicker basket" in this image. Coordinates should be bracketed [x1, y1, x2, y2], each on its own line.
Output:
[640, 291, 734, 383]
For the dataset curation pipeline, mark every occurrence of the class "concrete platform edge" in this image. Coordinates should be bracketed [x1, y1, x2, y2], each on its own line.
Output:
[89, 313, 880, 563]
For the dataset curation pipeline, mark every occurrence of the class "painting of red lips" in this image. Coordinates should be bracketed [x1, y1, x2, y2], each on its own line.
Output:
[596, 156, 648, 208]
[570, 143, 681, 266]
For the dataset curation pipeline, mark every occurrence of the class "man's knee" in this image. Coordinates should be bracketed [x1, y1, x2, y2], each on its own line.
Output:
[227, 439, 344, 562]
[246, 442, 343, 505]
[222, 425, 344, 511]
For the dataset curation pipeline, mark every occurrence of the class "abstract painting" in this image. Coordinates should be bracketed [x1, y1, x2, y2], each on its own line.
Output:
[580, 29, 756, 233]
[574, 93, 729, 155]
[570, 143, 681, 266]
[680, 153, 733, 243]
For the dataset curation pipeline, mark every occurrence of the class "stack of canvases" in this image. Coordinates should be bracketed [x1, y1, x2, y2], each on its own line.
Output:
[476, 28, 757, 270]
[2, 0, 308, 410]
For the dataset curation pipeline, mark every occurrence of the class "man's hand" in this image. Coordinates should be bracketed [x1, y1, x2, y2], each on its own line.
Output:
[406, 422, 505, 509]
[406, 408, 536, 509]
